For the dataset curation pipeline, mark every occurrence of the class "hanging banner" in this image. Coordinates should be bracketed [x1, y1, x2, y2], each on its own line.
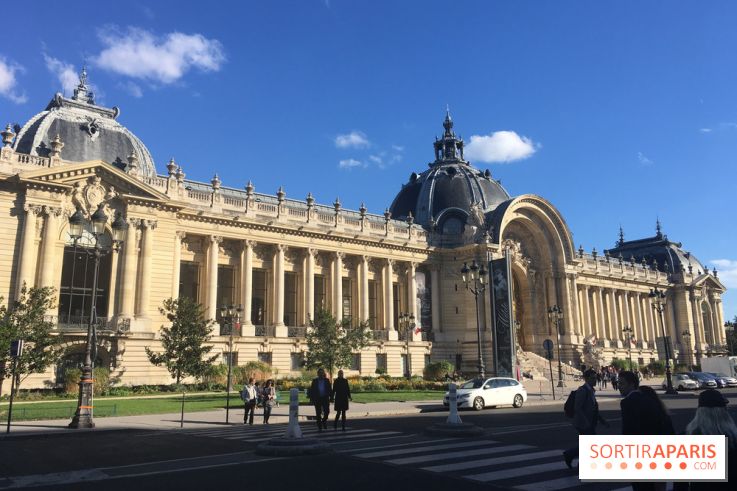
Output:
[490, 255, 515, 377]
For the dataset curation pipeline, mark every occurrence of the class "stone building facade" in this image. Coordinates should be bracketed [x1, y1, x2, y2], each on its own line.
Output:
[0, 73, 727, 390]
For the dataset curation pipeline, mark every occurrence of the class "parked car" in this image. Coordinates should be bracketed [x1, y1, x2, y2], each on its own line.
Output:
[684, 372, 719, 389]
[443, 377, 527, 410]
[663, 373, 699, 391]
[705, 372, 737, 388]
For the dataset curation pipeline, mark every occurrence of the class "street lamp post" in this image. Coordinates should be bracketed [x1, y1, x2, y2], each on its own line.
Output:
[461, 260, 487, 379]
[69, 205, 127, 429]
[398, 312, 415, 379]
[649, 287, 677, 394]
[622, 325, 634, 369]
[725, 320, 736, 356]
[547, 306, 565, 388]
[681, 330, 692, 370]
[219, 304, 242, 425]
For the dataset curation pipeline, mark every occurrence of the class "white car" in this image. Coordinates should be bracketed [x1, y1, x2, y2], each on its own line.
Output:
[443, 377, 527, 410]
[662, 373, 698, 391]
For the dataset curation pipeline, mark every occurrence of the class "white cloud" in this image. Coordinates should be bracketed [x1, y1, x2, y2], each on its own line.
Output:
[699, 128, 712, 133]
[93, 27, 225, 85]
[637, 152, 654, 166]
[335, 131, 369, 149]
[711, 259, 737, 288]
[338, 158, 364, 169]
[465, 130, 538, 163]
[0, 57, 27, 104]
[120, 81, 143, 98]
[43, 54, 79, 96]
[392, 144, 405, 152]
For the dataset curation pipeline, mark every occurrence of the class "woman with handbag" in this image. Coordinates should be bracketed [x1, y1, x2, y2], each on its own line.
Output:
[332, 370, 352, 431]
[262, 379, 276, 424]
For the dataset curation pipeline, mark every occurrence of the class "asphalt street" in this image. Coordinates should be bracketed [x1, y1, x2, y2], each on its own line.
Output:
[1, 388, 735, 491]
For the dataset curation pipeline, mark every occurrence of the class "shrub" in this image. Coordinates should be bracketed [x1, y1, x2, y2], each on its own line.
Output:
[234, 361, 273, 384]
[202, 364, 227, 388]
[423, 361, 455, 381]
[374, 367, 386, 376]
[63, 367, 110, 396]
[647, 360, 666, 376]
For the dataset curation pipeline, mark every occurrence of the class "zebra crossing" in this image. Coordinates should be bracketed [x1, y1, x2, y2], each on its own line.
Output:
[163, 424, 634, 490]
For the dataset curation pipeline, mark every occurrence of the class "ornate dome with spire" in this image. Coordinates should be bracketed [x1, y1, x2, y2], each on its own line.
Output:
[12, 68, 156, 177]
[389, 110, 510, 236]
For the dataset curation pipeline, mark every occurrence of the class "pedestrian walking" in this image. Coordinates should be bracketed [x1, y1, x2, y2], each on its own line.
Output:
[601, 369, 609, 389]
[611, 370, 619, 391]
[261, 379, 276, 424]
[332, 369, 352, 431]
[309, 368, 332, 431]
[254, 381, 262, 408]
[563, 368, 608, 468]
[638, 386, 675, 435]
[240, 378, 258, 425]
[676, 389, 737, 491]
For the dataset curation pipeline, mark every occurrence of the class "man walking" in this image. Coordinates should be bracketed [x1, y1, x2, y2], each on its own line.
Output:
[241, 378, 258, 425]
[563, 368, 608, 468]
[309, 368, 332, 431]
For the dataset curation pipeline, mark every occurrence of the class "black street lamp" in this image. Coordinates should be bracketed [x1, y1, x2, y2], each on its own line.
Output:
[622, 325, 634, 369]
[461, 260, 487, 379]
[681, 330, 692, 370]
[69, 205, 127, 429]
[219, 304, 243, 425]
[398, 312, 415, 379]
[547, 305, 565, 388]
[649, 287, 677, 394]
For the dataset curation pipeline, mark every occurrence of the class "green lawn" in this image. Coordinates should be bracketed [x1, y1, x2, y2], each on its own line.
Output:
[0, 391, 444, 422]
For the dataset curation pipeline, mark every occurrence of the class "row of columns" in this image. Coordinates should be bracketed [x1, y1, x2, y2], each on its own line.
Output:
[177, 235, 421, 339]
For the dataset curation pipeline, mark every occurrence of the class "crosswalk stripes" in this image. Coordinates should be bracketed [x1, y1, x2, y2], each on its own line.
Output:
[420, 448, 559, 472]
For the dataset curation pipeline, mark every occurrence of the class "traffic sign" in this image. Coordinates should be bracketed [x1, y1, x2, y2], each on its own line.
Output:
[543, 339, 554, 352]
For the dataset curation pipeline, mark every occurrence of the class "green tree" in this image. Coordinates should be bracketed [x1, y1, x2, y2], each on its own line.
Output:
[0, 285, 61, 397]
[304, 308, 372, 379]
[726, 315, 737, 356]
[145, 297, 218, 385]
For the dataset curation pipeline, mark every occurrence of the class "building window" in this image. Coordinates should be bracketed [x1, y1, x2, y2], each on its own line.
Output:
[284, 272, 298, 326]
[314, 275, 326, 314]
[290, 352, 304, 371]
[258, 352, 272, 365]
[252, 269, 267, 326]
[393, 282, 400, 328]
[179, 261, 200, 302]
[368, 279, 377, 328]
[222, 352, 238, 366]
[217, 265, 235, 313]
[342, 277, 352, 325]
[58, 237, 113, 324]
[376, 353, 387, 373]
[401, 354, 409, 377]
[350, 353, 361, 371]
[424, 355, 431, 368]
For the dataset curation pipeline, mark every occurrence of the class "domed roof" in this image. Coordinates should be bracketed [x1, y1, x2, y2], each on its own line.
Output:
[12, 69, 156, 177]
[389, 111, 510, 230]
[604, 221, 707, 275]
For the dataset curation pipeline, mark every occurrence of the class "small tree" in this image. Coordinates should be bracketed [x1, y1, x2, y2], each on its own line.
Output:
[146, 297, 218, 385]
[305, 308, 372, 379]
[0, 285, 62, 396]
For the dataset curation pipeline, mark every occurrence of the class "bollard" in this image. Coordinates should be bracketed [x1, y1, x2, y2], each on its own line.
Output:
[284, 388, 303, 439]
[180, 392, 185, 428]
[446, 383, 462, 425]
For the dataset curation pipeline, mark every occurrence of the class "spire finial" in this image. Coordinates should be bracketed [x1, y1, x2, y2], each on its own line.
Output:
[79, 65, 88, 86]
[618, 225, 625, 246]
[655, 218, 663, 238]
[72, 64, 94, 104]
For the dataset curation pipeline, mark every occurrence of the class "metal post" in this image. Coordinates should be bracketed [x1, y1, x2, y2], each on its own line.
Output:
[180, 392, 185, 428]
[556, 317, 564, 387]
[225, 323, 233, 424]
[5, 357, 18, 434]
[548, 354, 556, 400]
[474, 292, 485, 379]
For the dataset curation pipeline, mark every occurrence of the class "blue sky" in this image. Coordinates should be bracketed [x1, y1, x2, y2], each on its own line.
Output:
[1, 1, 736, 319]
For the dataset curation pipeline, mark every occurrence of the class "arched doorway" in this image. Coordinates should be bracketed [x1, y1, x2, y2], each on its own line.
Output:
[57, 225, 113, 326]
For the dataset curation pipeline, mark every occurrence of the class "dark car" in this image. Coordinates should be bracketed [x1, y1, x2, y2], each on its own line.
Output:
[685, 371, 719, 389]
[705, 372, 737, 388]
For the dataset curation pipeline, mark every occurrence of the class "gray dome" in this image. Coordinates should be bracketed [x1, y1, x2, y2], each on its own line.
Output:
[13, 70, 156, 177]
[389, 112, 510, 231]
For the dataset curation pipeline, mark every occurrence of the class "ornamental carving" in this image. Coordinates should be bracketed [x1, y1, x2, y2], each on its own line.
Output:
[65, 175, 120, 220]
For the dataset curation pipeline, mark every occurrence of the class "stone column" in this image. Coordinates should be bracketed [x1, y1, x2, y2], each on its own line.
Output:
[274, 244, 287, 335]
[171, 231, 186, 299]
[305, 248, 316, 324]
[106, 247, 119, 317]
[241, 240, 255, 335]
[431, 265, 441, 333]
[595, 287, 607, 344]
[120, 219, 140, 318]
[16, 204, 40, 297]
[408, 262, 421, 341]
[136, 220, 155, 318]
[567, 275, 580, 336]
[207, 235, 222, 321]
[384, 259, 397, 340]
[39, 207, 60, 290]
[360, 255, 370, 322]
[714, 299, 725, 344]
[691, 294, 703, 358]
[333, 251, 344, 322]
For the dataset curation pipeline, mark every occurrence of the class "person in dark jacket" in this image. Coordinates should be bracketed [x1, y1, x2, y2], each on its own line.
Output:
[332, 370, 352, 431]
[563, 369, 608, 468]
[638, 385, 675, 435]
[309, 368, 332, 431]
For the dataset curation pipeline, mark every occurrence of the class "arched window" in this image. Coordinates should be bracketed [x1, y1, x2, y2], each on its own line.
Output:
[58, 225, 113, 326]
[441, 216, 465, 235]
